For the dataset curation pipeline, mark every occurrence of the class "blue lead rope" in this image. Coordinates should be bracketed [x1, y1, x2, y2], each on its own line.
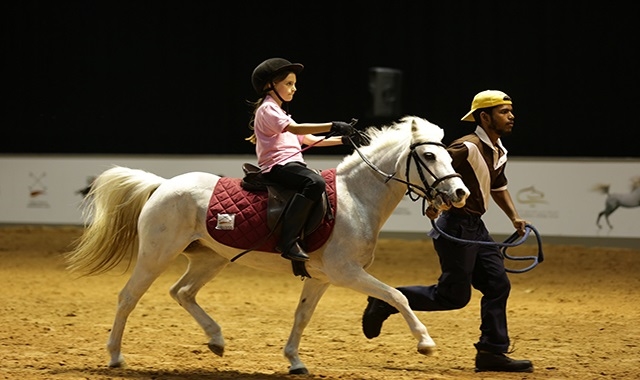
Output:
[430, 219, 544, 273]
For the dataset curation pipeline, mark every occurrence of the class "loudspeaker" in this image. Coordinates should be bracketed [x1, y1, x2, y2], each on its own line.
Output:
[368, 67, 403, 118]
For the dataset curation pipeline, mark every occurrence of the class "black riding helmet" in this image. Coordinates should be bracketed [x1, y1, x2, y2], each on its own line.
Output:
[251, 58, 304, 96]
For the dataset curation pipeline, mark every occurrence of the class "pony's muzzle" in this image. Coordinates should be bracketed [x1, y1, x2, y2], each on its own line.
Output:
[450, 187, 469, 208]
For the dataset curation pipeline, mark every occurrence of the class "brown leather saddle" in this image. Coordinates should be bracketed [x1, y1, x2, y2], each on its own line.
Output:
[240, 163, 333, 237]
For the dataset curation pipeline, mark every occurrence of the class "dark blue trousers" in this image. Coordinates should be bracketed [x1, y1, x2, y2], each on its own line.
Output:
[397, 211, 511, 353]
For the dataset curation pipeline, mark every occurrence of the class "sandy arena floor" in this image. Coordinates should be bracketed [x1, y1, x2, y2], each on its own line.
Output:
[1, 225, 639, 380]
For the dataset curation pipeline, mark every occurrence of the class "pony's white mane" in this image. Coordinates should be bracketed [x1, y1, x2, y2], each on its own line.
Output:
[338, 116, 444, 171]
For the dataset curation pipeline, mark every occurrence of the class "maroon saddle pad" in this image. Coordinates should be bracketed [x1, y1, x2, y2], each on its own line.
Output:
[206, 169, 337, 253]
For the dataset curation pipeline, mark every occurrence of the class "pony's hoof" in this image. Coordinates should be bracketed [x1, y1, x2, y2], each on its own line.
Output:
[417, 341, 436, 356]
[418, 346, 436, 356]
[207, 343, 224, 357]
[108, 361, 126, 368]
[289, 367, 309, 375]
[108, 354, 126, 368]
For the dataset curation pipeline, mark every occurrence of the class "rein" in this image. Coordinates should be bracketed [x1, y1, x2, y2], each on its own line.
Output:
[259, 133, 335, 173]
[348, 137, 461, 204]
[430, 219, 544, 273]
[258, 119, 360, 173]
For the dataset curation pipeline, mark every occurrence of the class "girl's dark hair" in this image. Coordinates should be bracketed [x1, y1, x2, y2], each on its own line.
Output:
[245, 97, 263, 144]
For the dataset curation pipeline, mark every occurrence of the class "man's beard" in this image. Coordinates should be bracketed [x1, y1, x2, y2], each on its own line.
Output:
[489, 123, 512, 137]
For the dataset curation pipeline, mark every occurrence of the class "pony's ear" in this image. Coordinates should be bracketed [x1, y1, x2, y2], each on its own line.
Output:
[411, 119, 419, 133]
[410, 119, 422, 143]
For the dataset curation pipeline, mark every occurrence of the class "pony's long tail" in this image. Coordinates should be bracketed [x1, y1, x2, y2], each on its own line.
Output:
[64, 166, 166, 277]
[592, 183, 610, 195]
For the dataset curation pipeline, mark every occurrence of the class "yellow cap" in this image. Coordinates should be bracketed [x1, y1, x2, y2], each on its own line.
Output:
[461, 90, 512, 122]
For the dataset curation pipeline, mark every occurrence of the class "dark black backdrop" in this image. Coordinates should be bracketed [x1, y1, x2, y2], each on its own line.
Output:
[4, 1, 639, 157]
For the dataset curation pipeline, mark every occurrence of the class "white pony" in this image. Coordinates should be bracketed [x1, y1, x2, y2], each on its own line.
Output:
[65, 116, 470, 375]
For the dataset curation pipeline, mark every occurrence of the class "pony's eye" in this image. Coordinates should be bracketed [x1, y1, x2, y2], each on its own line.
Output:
[423, 152, 436, 161]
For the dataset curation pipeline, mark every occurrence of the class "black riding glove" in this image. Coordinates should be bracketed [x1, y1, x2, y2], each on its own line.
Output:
[330, 121, 356, 136]
[341, 132, 370, 147]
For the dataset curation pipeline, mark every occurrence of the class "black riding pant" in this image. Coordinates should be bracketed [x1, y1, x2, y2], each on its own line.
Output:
[397, 211, 512, 353]
[263, 162, 326, 202]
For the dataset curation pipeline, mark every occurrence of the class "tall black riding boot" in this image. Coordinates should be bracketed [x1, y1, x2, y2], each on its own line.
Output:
[276, 193, 315, 262]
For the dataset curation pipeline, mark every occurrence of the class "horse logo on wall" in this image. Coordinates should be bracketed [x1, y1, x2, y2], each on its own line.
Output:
[593, 176, 640, 229]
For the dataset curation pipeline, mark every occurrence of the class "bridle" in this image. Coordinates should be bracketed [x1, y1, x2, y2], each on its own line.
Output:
[405, 141, 462, 203]
[347, 135, 461, 208]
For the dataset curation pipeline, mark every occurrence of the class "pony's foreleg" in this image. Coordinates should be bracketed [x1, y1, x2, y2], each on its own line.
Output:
[107, 264, 166, 368]
[341, 271, 436, 355]
[392, 288, 436, 356]
[284, 278, 330, 375]
[169, 251, 229, 357]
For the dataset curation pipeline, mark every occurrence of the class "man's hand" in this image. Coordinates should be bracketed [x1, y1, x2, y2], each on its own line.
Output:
[425, 205, 441, 220]
[512, 218, 528, 236]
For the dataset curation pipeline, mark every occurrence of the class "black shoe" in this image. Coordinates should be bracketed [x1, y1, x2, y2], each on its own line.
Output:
[475, 351, 533, 373]
[362, 297, 394, 339]
[279, 242, 309, 262]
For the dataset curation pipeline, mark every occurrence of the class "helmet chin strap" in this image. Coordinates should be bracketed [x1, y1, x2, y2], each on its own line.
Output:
[269, 83, 291, 114]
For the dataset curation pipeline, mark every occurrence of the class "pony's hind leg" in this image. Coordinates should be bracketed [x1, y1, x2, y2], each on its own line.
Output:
[596, 211, 605, 228]
[598, 204, 618, 229]
[106, 257, 172, 368]
[169, 245, 229, 357]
